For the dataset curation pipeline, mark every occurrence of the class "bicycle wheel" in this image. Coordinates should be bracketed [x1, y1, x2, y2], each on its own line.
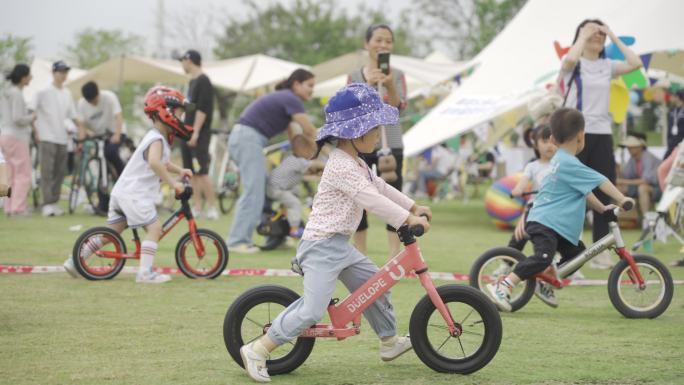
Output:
[175, 228, 229, 279]
[409, 285, 502, 374]
[223, 285, 315, 375]
[607, 254, 674, 319]
[469, 247, 535, 312]
[72, 226, 127, 280]
[84, 158, 103, 214]
[68, 171, 81, 214]
[218, 168, 240, 214]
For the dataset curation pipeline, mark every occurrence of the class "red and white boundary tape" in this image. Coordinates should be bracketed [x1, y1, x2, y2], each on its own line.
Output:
[2, 265, 682, 286]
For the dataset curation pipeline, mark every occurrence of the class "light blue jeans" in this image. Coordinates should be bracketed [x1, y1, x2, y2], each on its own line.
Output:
[227, 124, 269, 247]
[267, 235, 397, 345]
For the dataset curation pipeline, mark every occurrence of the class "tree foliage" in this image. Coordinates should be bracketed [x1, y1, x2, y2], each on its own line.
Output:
[214, 0, 426, 65]
[0, 34, 32, 74]
[65, 28, 144, 69]
[413, 0, 527, 59]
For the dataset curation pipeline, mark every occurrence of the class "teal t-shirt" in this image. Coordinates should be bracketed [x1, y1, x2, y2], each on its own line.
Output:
[526, 148, 607, 245]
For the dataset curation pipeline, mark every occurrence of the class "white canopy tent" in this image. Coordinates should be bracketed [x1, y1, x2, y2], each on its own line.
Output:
[403, 0, 684, 157]
[65, 55, 187, 96]
[311, 50, 470, 99]
[204, 54, 309, 94]
[23, 58, 87, 105]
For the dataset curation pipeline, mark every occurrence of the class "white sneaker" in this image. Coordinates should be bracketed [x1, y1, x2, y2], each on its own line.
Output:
[589, 251, 613, 269]
[135, 271, 172, 284]
[379, 335, 412, 361]
[240, 343, 271, 383]
[205, 207, 219, 220]
[63, 257, 79, 278]
[52, 205, 65, 216]
[486, 282, 512, 312]
[492, 262, 512, 278]
[228, 244, 261, 254]
[42, 204, 55, 217]
[568, 269, 585, 280]
[534, 281, 558, 308]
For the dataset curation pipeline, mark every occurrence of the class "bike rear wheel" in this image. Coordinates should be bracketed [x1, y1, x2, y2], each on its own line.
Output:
[223, 285, 315, 375]
[175, 228, 229, 279]
[409, 285, 502, 374]
[72, 226, 127, 280]
[608, 254, 674, 318]
[469, 247, 535, 312]
[218, 164, 240, 214]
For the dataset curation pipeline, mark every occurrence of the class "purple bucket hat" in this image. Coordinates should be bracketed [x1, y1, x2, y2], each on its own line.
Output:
[317, 83, 399, 144]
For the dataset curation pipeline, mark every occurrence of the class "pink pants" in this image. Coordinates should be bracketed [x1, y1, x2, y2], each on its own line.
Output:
[0, 136, 31, 215]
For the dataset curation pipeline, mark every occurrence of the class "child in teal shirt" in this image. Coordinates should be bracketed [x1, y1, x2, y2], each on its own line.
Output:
[487, 108, 634, 311]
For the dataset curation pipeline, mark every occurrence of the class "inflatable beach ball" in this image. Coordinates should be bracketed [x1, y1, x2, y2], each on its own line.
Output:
[484, 174, 529, 229]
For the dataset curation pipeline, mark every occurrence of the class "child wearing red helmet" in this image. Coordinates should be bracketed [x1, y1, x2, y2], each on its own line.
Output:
[64, 86, 194, 283]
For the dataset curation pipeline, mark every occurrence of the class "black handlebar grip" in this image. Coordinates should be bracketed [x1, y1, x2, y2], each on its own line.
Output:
[411, 225, 424, 237]
[622, 200, 634, 211]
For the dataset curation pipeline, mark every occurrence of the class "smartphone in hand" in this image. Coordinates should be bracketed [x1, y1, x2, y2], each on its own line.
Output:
[378, 52, 390, 75]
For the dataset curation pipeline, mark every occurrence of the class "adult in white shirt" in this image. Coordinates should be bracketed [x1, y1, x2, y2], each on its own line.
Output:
[33, 60, 78, 216]
[77, 81, 126, 176]
[0, 63, 35, 215]
[559, 19, 642, 268]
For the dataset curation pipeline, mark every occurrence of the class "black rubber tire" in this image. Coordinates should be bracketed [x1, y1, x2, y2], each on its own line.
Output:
[175, 229, 229, 279]
[72, 226, 127, 280]
[607, 254, 674, 319]
[469, 247, 535, 312]
[409, 285, 502, 374]
[223, 285, 315, 375]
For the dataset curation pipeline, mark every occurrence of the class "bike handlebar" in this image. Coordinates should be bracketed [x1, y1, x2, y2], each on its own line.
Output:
[175, 177, 193, 201]
[73, 133, 111, 144]
[509, 190, 538, 199]
[621, 199, 634, 211]
[408, 214, 430, 237]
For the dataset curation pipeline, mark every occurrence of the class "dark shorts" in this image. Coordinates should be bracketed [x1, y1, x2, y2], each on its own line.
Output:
[180, 128, 211, 175]
[356, 148, 404, 232]
[626, 184, 662, 202]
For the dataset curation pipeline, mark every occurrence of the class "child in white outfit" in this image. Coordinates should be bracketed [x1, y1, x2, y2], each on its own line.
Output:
[239, 83, 431, 383]
[64, 86, 194, 283]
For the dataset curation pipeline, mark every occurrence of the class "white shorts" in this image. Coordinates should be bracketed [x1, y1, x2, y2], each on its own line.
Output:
[107, 194, 159, 229]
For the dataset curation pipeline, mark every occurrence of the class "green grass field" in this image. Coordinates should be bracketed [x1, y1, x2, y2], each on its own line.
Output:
[1, 198, 683, 385]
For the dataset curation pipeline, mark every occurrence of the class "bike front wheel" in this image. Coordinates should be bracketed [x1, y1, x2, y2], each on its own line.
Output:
[223, 285, 315, 375]
[469, 247, 535, 312]
[607, 254, 674, 319]
[72, 226, 127, 280]
[409, 285, 502, 374]
[175, 229, 229, 279]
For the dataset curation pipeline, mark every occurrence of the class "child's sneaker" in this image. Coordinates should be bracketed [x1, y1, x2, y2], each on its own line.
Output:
[240, 342, 270, 383]
[63, 257, 79, 278]
[486, 281, 512, 312]
[136, 271, 172, 284]
[205, 207, 219, 220]
[534, 281, 558, 308]
[379, 335, 412, 361]
[289, 227, 304, 239]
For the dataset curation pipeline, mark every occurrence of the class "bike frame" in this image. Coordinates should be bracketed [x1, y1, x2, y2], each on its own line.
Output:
[95, 191, 206, 260]
[281, 228, 461, 340]
[535, 211, 646, 290]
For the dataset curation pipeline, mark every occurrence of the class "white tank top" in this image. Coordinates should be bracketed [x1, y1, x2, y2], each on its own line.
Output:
[111, 128, 170, 200]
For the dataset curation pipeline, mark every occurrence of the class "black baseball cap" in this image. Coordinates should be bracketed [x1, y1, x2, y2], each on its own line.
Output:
[52, 60, 71, 72]
[178, 49, 201, 66]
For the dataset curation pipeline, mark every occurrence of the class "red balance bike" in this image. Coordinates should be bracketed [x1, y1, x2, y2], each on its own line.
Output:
[71, 180, 228, 280]
[223, 222, 503, 375]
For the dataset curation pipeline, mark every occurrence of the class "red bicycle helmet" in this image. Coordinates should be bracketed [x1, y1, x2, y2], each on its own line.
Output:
[143, 86, 194, 141]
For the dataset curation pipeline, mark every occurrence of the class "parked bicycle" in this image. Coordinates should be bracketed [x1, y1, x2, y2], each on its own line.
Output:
[470, 200, 674, 318]
[209, 128, 240, 215]
[223, 221, 502, 375]
[71, 178, 228, 280]
[68, 134, 117, 215]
